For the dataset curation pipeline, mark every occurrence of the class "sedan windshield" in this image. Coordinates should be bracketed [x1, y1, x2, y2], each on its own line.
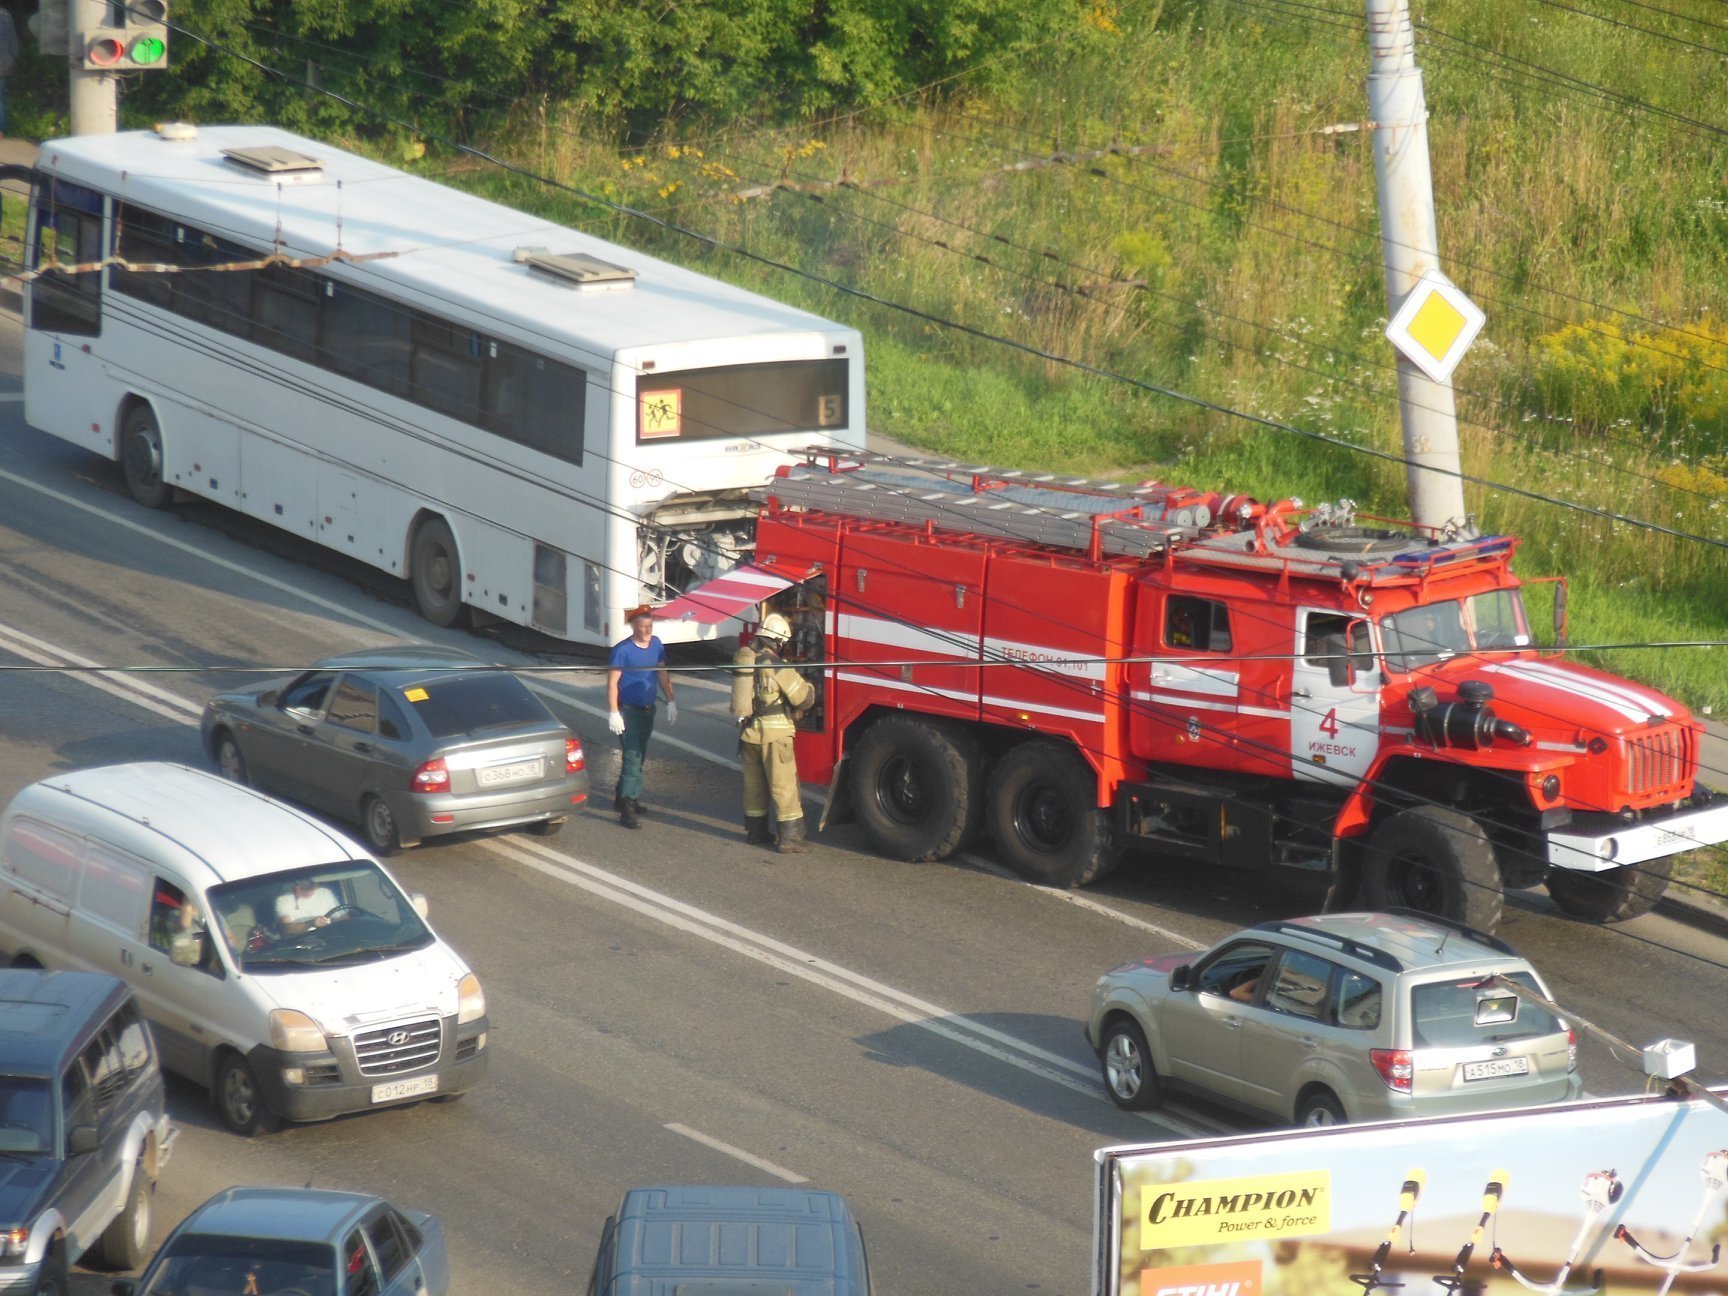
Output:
[0, 1076, 52, 1156]
[140, 1234, 333, 1296]
[399, 672, 554, 739]
[208, 861, 434, 971]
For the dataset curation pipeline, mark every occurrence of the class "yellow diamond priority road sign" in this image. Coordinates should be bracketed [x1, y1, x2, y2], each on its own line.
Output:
[1385, 268, 1485, 384]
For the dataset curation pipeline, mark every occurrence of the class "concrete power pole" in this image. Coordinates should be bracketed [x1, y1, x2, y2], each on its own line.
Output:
[1365, 0, 1468, 533]
[68, 0, 117, 135]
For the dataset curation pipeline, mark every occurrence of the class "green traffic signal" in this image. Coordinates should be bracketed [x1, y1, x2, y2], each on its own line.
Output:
[128, 34, 165, 64]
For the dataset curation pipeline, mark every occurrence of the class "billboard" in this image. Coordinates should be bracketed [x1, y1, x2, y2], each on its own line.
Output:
[1094, 1090, 1728, 1296]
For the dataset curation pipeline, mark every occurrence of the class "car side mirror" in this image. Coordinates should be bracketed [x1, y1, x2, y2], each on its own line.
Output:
[1327, 653, 1352, 688]
[259, 689, 280, 708]
[112, 1281, 137, 1296]
[1169, 965, 1193, 992]
[68, 1124, 98, 1156]
[411, 893, 429, 919]
[169, 931, 206, 967]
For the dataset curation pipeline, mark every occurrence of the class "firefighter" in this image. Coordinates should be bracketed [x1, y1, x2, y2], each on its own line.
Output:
[731, 611, 814, 853]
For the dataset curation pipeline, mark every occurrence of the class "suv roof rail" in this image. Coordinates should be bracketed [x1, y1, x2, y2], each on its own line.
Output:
[1252, 920, 1406, 973]
[1380, 907, 1516, 957]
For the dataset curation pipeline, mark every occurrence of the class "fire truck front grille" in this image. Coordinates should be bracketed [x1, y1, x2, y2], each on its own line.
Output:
[353, 1018, 442, 1076]
[1622, 725, 1692, 799]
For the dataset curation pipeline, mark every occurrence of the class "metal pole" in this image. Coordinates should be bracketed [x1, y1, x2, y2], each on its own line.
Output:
[1365, 0, 1467, 533]
[67, 0, 116, 135]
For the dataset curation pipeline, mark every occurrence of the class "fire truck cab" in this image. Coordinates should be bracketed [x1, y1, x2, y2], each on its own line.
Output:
[662, 453, 1728, 933]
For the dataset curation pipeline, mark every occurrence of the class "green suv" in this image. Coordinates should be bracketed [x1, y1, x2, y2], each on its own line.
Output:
[1086, 911, 1582, 1127]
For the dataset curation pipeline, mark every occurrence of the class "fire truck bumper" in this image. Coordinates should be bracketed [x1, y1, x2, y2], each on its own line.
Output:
[1547, 796, 1728, 872]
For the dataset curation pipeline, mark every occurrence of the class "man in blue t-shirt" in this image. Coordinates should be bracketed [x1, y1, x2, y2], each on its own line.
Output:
[606, 604, 677, 829]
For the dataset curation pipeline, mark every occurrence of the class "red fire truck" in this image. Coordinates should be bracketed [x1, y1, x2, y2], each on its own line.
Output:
[660, 453, 1728, 932]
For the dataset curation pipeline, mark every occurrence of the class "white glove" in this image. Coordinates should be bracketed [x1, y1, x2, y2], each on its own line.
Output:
[665, 700, 678, 725]
[607, 710, 626, 736]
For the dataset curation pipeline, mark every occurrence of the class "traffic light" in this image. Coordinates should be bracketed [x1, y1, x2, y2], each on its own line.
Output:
[28, 0, 70, 57]
[79, 0, 167, 70]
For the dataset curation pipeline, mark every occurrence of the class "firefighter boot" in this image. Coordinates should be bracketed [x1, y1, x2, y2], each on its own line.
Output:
[745, 814, 773, 845]
[775, 816, 809, 855]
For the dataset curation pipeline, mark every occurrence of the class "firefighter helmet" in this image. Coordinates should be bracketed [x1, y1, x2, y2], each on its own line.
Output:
[758, 613, 792, 644]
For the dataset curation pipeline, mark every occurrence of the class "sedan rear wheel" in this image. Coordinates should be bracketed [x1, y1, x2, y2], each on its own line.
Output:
[362, 795, 402, 856]
[1100, 1017, 1162, 1110]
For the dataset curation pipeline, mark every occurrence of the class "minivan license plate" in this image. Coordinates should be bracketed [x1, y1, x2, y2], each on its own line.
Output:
[371, 1075, 439, 1103]
[478, 758, 543, 787]
[1462, 1057, 1530, 1081]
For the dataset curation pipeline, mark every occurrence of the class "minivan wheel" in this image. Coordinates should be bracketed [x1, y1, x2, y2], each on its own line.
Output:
[1100, 1018, 1163, 1110]
[215, 733, 248, 786]
[361, 795, 402, 856]
[216, 1053, 276, 1137]
[96, 1156, 153, 1268]
[1298, 1091, 1346, 1127]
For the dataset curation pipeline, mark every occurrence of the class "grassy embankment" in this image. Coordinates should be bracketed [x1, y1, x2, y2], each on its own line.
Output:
[454, 0, 1728, 717]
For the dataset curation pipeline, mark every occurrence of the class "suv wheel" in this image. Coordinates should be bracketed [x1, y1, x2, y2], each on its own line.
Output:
[96, 1154, 153, 1268]
[32, 1246, 67, 1296]
[1100, 1018, 1163, 1110]
[1297, 1090, 1346, 1127]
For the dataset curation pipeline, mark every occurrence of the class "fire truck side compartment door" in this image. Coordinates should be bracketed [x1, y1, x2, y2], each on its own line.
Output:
[1288, 608, 1380, 786]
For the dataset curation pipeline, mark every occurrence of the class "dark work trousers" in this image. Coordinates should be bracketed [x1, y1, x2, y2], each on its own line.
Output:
[615, 702, 657, 801]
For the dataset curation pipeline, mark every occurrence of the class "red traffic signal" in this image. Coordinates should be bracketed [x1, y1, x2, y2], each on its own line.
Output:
[84, 33, 124, 66]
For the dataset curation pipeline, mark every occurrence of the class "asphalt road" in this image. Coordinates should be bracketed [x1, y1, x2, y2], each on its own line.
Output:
[0, 309, 1724, 1296]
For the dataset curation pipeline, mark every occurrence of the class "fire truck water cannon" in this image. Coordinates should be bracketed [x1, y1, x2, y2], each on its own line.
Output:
[1614, 1149, 1728, 1296]
[1489, 1169, 1621, 1296]
[1408, 683, 1533, 751]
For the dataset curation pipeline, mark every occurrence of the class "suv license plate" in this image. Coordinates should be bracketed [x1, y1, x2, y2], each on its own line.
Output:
[478, 758, 543, 787]
[1462, 1057, 1530, 1082]
[371, 1075, 439, 1103]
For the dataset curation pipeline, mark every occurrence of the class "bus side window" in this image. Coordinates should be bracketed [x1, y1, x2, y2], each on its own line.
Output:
[29, 180, 103, 337]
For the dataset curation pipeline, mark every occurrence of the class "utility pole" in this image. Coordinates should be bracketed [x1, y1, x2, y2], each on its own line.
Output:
[1365, 0, 1469, 534]
[68, 0, 117, 135]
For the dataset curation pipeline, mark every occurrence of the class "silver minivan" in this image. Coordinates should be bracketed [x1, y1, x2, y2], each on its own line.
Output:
[0, 763, 490, 1136]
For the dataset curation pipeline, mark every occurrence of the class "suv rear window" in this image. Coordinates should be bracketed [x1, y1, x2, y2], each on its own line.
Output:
[1410, 972, 1560, 1048]
[397, 673, 551, 738]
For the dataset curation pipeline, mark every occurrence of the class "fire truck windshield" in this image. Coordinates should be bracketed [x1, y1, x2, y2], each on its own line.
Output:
[1381, 589, 1530, 674]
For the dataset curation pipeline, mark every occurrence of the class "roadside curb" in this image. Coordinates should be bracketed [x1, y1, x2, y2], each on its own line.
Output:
[1655, 889, 1728, 940]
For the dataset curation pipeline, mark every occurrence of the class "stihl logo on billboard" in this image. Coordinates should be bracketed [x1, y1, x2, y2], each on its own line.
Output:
[1141, 1259, 1262, 1296]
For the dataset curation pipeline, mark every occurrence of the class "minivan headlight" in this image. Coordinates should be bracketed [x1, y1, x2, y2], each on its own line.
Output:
[268, 1009, 328, 1053]
[0, 1227, 28, 1260]
[457, 973, 485, 1025]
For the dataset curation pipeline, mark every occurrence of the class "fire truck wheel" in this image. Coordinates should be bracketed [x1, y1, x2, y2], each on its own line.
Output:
[1099, 1017, 1162, 1110]
[987, 741, 1118, 887]
[1360, 807, 1503, 932]
[1544, 857, 1672, 923]
[849, 716, 983, 861]
[1291, 526, 1412, 555]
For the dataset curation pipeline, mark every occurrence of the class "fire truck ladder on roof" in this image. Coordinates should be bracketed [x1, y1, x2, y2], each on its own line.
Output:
[771, 455, 1208, 561]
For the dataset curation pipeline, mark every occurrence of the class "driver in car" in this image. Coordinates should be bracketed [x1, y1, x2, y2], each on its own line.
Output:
[275, 877, 343, 937]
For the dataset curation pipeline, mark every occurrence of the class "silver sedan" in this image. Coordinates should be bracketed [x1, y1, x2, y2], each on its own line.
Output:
[201, 646, 588, 854]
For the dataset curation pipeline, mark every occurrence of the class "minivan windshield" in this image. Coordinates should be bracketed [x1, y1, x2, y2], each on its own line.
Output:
[0, 1076, 52, 1156]
[208, 861, 433, 972]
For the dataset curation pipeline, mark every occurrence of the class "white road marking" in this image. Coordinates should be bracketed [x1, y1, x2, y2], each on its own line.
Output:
[663, 1123, 809, 1183]
[0, 525, 1228, 1135]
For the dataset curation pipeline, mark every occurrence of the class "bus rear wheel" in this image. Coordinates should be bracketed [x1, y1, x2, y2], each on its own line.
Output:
[121, 406, 172, 509]
[410, 517, 466, 627]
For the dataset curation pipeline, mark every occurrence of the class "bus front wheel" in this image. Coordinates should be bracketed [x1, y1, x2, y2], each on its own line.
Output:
[121, 406, 172, 509]
[410, 517, 466, 627]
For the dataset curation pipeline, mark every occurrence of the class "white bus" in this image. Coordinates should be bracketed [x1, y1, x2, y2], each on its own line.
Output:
[21, 123, 865, 645]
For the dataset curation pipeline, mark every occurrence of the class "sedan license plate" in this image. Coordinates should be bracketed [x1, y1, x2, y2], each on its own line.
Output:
[477, 758, 544, 788]
[1462, 1057, 1530, 1082]
[371, 1074, 439, 1103]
